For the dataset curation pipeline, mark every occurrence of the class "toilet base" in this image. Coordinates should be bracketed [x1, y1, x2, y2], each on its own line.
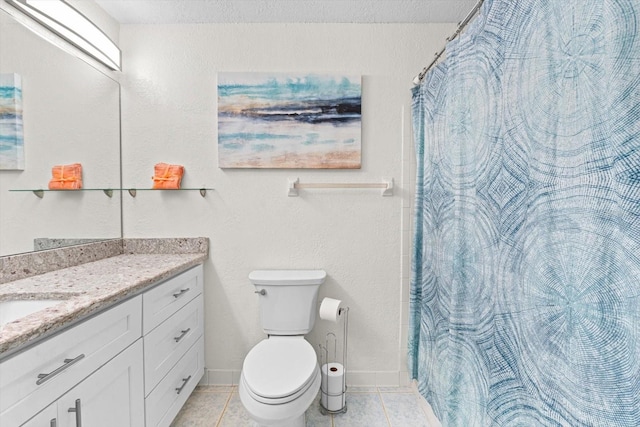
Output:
[251, 413, 304, 427]
[239, 369, 321, 427]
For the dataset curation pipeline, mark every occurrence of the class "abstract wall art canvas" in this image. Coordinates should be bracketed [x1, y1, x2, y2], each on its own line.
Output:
[218, 73, 361, 168]
[0, 73, 24, 170]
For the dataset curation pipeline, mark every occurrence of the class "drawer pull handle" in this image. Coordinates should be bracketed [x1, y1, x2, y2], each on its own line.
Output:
[36, 354, 85, 385]
[68, 398, 82, 427]
[173, 288, 190, 298]
[174, 328, 191, 342]
[175, 375, 192, 394]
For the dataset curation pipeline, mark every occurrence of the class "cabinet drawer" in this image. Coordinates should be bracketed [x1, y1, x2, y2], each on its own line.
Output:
[144, 293, 204, 396]
[145, 338, 205, 427]
[143, 265, 203, 334]
[0, 296, 142, 427]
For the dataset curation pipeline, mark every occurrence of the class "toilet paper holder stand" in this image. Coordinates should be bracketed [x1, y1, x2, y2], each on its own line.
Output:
[318, 306, 349, 415]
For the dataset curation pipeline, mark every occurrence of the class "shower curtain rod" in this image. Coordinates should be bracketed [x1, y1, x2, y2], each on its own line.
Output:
[412, 0, 485, 85]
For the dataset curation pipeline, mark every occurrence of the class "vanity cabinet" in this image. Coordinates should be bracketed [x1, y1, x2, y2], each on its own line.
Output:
[142, 264, 205, 427]
[22, 340, 144, 427]
[0, 264, 205, 427]
[0, 296, 142, 426]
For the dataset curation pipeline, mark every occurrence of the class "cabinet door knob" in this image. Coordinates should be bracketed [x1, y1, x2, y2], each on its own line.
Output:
[175, 375, 192, 394]
[68, 398, 82, 427]
[174, 328, 191, 343]
[172, 288, 190, 298]
[36, 354, 85, 385]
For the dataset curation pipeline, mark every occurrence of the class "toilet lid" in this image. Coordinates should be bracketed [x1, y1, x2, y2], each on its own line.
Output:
[243, 338, 318, 400]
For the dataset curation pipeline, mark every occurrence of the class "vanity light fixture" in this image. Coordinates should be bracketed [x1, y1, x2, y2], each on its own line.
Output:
[6, 0, 121, 70]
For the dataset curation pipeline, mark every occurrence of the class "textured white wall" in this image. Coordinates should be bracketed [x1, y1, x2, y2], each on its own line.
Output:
[119, 23, 452, 386]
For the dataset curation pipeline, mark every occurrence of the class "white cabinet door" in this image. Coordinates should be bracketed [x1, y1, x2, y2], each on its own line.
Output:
[57, 340, 144, 427]
[0, 296, 142, 427]
[21, 404, 57, 427]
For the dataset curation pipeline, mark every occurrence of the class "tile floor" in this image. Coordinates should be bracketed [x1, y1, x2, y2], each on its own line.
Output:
[171, 386, 435, 427]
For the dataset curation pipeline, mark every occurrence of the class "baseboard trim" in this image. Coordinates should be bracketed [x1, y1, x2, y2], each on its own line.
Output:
[201, 369, 410, 387]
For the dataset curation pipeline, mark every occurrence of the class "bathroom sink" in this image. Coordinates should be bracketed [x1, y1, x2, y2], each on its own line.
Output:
[0, 299, 61, 328]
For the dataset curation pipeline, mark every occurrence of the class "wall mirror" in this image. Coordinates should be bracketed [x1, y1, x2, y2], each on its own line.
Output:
[0, 6, 121, 256]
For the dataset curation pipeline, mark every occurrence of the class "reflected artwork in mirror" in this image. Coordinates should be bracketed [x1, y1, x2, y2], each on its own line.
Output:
[0, 6, 121, 256]
[0, 73, 24, 170]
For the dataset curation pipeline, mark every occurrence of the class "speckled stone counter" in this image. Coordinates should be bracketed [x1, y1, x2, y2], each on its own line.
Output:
[0, 239, 124, 284]
[0, 238, 208, 359]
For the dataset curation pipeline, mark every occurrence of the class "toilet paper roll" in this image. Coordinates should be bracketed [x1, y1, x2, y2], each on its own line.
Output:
[319, 297, 343, 322]
[322, 392, 346, 412]
[321, 363, 346, 411]
[321, 363, 344, 394]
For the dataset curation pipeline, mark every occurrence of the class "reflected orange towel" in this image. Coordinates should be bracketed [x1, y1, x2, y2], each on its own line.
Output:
[152, 163, 184, 189]
[48, 163, 83, 190]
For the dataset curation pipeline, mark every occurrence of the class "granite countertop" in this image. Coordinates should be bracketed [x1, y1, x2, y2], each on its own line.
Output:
[0, 238, 208, 359]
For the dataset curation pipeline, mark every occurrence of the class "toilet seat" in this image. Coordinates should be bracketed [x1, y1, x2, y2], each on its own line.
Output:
[242, 337, 318, 405]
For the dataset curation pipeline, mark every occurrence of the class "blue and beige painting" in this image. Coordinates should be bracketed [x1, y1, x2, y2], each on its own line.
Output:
[0, 73, 24, 170]
[218, 73, 361, 168]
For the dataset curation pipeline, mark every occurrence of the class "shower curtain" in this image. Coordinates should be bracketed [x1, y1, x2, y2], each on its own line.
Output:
[409, 0, 640, 425]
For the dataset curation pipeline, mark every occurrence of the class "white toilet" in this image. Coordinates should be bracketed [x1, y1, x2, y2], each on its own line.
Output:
[239, 269, 327, 427]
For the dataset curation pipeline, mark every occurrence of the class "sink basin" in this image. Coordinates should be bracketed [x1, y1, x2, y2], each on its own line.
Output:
[0, 299, 61, 328]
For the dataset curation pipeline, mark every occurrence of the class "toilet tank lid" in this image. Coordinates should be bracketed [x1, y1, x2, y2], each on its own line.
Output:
[249, 270, 326, 285]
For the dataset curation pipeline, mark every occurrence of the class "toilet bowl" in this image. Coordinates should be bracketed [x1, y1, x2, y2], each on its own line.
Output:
[240, 270, 326, 427]
[239, 337, 320, 427]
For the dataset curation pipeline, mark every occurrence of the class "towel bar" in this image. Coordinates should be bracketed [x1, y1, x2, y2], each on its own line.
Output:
[287, 177, 393, 197]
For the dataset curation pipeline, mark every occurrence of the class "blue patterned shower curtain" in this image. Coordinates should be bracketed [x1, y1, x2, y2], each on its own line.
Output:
[409, 0, 640, 425]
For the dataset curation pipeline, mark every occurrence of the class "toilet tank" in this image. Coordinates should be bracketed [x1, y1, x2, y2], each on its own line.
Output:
[249, 270, 326, 335]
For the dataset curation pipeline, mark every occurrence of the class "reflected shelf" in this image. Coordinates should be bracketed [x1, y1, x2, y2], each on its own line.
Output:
[9, 188, 117, 198]
[9, 188, 214, 198]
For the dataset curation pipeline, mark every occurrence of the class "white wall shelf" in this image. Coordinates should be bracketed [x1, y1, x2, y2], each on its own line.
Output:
[123, 188, 212, 198]
[9, 188, 213, 198]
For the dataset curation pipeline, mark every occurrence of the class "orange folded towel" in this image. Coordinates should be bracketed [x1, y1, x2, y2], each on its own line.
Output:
[48, 163, 83, 190]
[152, 163, 184, 189]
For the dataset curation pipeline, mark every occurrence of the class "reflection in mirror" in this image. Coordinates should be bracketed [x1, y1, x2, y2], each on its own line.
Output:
[0, 6, 121, 256]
